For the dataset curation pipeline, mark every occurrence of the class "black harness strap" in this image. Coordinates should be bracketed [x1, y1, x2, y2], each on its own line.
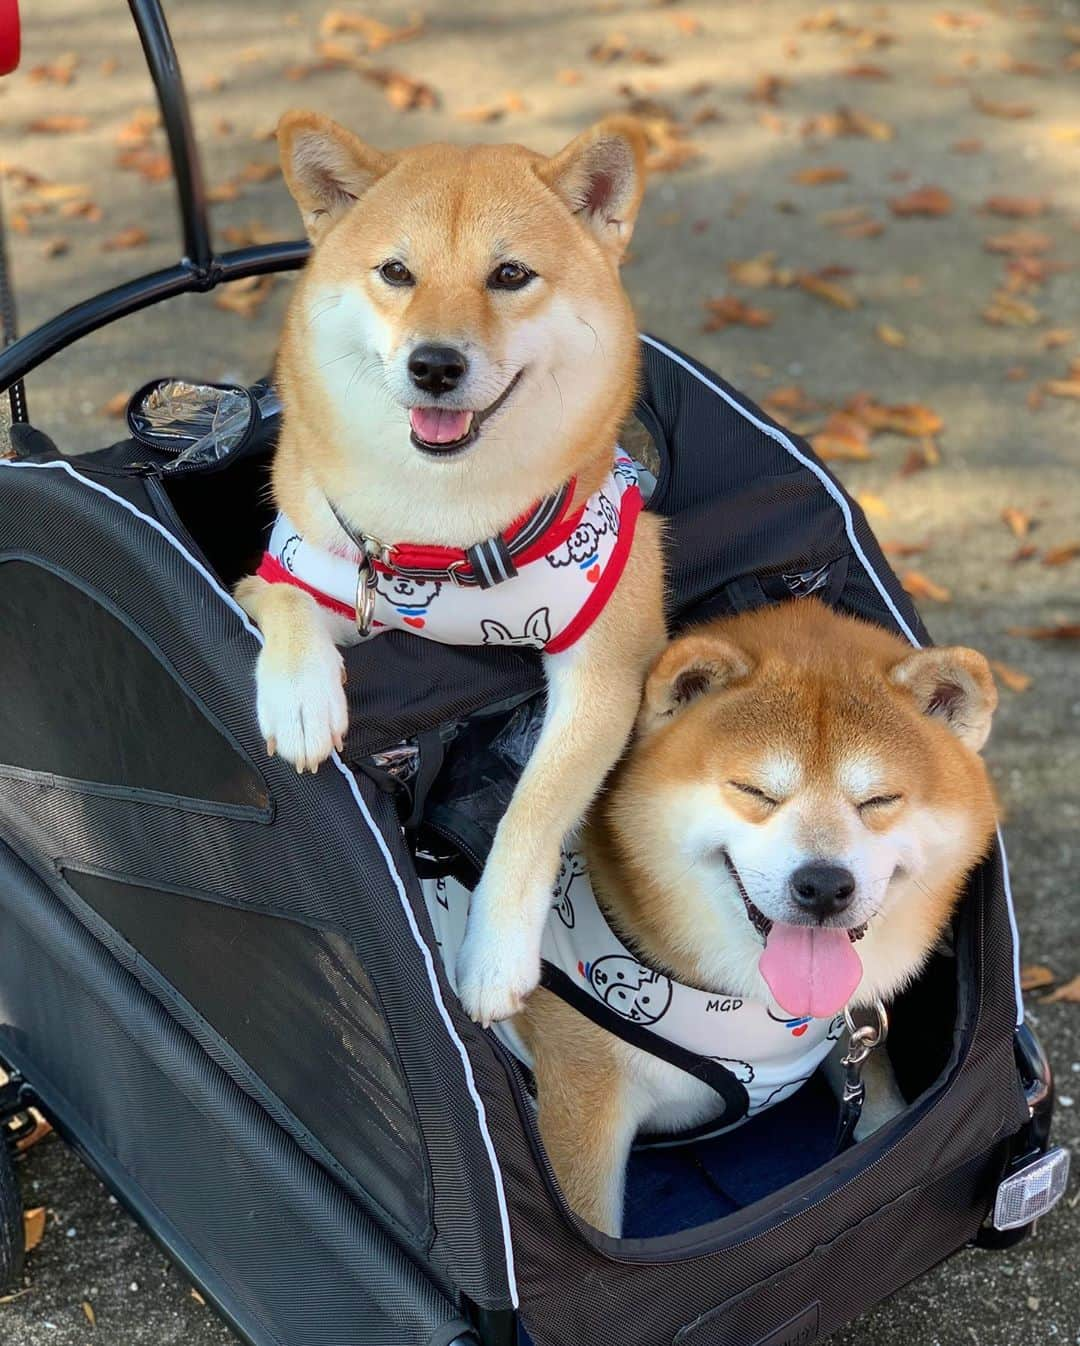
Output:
[327, 480, 574, 591]
[539, 963, 751, 1126]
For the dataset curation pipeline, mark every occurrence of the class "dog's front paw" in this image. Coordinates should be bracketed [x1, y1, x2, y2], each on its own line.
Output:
[255, 641, 348, 773]
[455, 909, 543, 1027]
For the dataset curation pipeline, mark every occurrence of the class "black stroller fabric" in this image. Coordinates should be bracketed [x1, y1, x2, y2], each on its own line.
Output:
[0, 336, 1031, 1346]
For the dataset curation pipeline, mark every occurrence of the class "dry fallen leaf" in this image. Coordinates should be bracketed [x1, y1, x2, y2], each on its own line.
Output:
[702, 294, 774, 332]
[363, 67, 439, 111]
[1020, 963, 1056, 990]
[727, 253, 783, 287]
[213, 274, 276, 319]
[455, 92, 526, 124]
[846, 395, 944, 438]
[59, 199, 103, 222]
[41, 237, 70, 259]
[798, 270, 859, 309]
[889, 186, 952, 217]
[842, 63, 891, 79]
[876, 322, 907, 348]
[1039, 329, 1074, 350]
[101, 392, 129, 418]
[983, 195, 1048, 218]
[642, 120, 701, 173]
[901, 570, 951, 603]
[857, 492, 890, 521]
[29, 52, 80, 85]
[982, 291, 1042, 327]
[191, 1288, 207, 1306]
[881, 540, 930, 557]
[1043, 378, 1080, 400]
[762, 385, 819, 417]
[318, 9, 425, 49]
[812, 412, 873, 460]
[102, 226, 149, 251]
[747, 73, 789, 105]
[82, 1301, 96, 1327]
[220, 221, 278, 247]
[934, 10, 987, 30]
[556, 68, 583, 85]
[802, 105, 894, 141]
[670, 12, 703, 35]
[238, 161, 279, 184]
[27, 115, 91, 134]
[898, 442, 940, 476]
[1042, 542, 1080, 566]
[1043, 974, 1080, 1003]
[1001, 507, 1034, 537]
[116, 148, 172, 182]
[951, 137, 984, 154]
[792, 165, 849, 186]
[1007, 622, 1080, 640]
[24, 1207, 46, 1253]
[983, 229, 1053, 255]
[990, 660, 1033, 693]
[973, 93, 1035, 119]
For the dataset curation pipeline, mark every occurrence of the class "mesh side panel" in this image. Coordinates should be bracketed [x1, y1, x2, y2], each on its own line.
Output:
[0, 843, 469, 1346]
[0, 462, 517, 1307]
[62, 867, 429, 1234]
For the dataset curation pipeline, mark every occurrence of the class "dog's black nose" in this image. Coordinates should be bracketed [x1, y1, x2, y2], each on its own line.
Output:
[408, 344, 467, 396]
[789, 863, 856, 917]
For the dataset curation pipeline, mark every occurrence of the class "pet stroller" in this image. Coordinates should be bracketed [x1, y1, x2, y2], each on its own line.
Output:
[0, 4, 1069, 1344]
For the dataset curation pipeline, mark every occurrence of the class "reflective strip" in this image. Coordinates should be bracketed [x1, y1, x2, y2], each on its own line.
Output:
[0, 457, 521, 1304]
[639, 333, 1024, 1028]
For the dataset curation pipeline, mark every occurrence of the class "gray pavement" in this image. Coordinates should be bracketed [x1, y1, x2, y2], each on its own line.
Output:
[0, 1, 1078, 1342]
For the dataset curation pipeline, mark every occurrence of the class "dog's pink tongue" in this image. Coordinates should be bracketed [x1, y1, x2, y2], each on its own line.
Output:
[409, 407, 472, 445]
[759, 922, 862, 1019]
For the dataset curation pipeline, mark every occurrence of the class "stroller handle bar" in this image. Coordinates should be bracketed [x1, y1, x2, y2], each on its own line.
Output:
[0, 0, 310, 409]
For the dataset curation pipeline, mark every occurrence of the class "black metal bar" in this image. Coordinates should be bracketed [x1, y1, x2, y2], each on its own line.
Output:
[0, 242, 310, 395]
[0, 178, 27, 424]
[128, 0, 212, 270]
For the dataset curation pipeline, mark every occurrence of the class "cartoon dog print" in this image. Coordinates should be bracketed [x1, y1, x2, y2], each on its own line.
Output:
[279, 533, 303, 573]
[546, 492, 617, 574]
[746, 1074, 815, 1116]
[708, 1057, 755, 1085]
[480, 607, 552, 649]
[551, 852, 586, 929]
[374, 573, 442, 629]
[586, 955, 673, 1024]
[611, 455, 638, 489]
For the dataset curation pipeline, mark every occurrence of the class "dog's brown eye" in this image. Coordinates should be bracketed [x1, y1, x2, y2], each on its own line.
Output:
[729, 781, 779, 807]
[378, 260, 414, 287]
[488, 261, 534, 291]
[858, 794, 902, 811]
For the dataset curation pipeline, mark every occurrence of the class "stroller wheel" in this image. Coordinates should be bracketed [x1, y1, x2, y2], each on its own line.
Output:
[0, 1132, 24, 1293]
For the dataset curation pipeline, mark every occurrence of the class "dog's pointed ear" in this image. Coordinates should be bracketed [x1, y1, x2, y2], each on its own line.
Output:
[889, 646, 998, 751]
[640, 633, 753, 731]
[537, 117, 647, 260]
[278, 110, 392, 242]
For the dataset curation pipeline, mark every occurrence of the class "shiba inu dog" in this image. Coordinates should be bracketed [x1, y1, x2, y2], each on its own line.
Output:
[235, 111, 666, 1025]
[516, 600, 999, 1235]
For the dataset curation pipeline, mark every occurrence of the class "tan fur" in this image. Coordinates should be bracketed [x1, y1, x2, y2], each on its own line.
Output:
[520, 600, 999, 1234]
[237, 112, 666, 1023]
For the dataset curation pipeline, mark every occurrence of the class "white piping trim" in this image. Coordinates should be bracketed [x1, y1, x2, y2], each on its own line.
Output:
[639, 334, 1024, 1026]
[0, 457, 520, 1303]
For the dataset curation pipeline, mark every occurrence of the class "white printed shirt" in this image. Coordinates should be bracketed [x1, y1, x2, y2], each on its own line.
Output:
[422, 848, 845, 1132]
[257, 453, 643, 654]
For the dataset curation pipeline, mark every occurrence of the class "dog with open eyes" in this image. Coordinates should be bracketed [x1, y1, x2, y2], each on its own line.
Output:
[236, 111, 666, 1025]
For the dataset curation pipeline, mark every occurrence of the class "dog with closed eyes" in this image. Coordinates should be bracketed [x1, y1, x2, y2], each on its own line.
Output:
[236, 111, 666, 1025]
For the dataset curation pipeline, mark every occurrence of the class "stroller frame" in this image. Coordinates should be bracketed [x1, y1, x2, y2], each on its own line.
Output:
[0, 6, 1063, 1346]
